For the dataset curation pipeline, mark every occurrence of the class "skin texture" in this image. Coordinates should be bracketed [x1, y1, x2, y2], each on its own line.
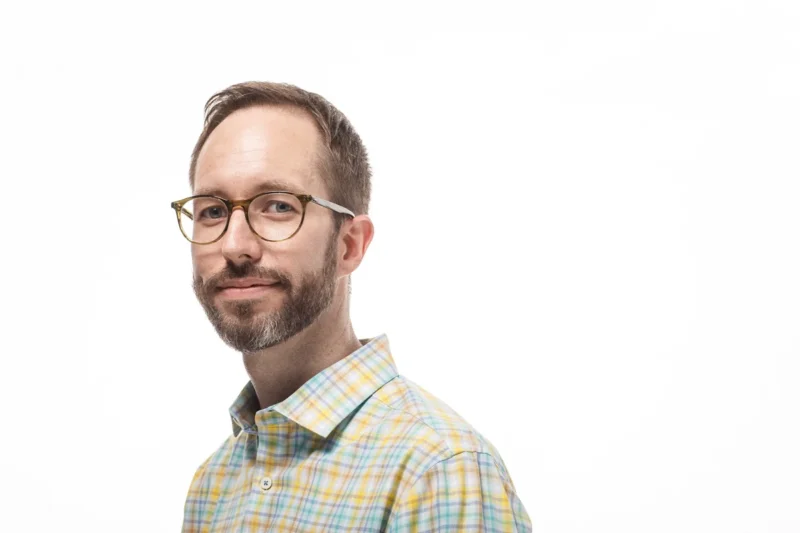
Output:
[191, 105, 374, 409]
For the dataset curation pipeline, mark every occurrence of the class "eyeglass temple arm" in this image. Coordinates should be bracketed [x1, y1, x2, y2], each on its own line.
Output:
[311, 196, 355, 217]
[171, 202, 195, 221]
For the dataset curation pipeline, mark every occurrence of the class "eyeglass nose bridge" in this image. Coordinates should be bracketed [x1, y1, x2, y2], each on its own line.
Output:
[227, 198, 252, 212]
[225, 202, 254, 235]
[226, 199, 258, 223]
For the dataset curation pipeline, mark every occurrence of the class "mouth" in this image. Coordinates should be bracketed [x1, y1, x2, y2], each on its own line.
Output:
[216, 282, 282, 299]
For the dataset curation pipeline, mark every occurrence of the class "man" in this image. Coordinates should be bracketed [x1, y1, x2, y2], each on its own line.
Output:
[174, 82, 532, 532]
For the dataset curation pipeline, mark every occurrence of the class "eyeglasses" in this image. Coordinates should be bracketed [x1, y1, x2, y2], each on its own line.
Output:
[170, 191, 355, 244]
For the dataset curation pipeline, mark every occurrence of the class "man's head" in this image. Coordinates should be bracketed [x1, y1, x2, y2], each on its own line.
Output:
[187, 83, 373, 353]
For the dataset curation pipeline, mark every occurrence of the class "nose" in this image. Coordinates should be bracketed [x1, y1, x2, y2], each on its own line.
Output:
[220, 206, 263, 265]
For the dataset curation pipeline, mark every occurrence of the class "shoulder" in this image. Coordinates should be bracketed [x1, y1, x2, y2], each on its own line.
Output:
[367, 375, 506, 466]
[185, 434, 240, 492]
[370, 377, 531, 531]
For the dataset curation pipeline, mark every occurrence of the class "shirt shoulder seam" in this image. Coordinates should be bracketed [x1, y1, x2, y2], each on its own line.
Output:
[371, 393, 490, 457]
[386, 450, 504, 526]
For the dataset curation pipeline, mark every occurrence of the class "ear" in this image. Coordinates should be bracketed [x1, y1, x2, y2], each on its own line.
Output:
[337, 214, 374, 277]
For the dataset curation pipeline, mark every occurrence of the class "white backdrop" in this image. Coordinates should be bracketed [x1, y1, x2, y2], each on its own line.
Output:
[1, 1, 798, 532]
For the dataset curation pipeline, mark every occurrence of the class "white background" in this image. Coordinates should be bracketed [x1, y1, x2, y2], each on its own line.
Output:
[1, 1, 798, 532]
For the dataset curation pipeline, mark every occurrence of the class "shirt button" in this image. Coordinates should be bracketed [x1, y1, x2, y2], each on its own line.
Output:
[259, 476, 273, 492]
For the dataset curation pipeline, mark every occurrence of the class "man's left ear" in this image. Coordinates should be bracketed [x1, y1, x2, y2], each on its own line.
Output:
[338, 215, 374, 276]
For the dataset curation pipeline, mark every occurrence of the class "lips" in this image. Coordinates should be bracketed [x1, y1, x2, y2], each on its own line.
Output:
[215, 281, 282, 301]
[216, 279, 280, 291]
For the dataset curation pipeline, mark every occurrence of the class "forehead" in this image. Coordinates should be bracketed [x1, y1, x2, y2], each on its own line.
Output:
[194, 105, 326, 198]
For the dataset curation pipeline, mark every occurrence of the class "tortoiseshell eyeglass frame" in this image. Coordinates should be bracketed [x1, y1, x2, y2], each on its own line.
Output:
[170, 191, 356, 244]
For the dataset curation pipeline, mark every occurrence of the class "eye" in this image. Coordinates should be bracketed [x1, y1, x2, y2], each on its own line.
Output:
[264, 201, 295, 214]
[199, 206, 228, 219]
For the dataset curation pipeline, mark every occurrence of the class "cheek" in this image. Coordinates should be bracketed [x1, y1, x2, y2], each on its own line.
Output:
[191, 245, 222, 278]
[272, 240, 325, 279]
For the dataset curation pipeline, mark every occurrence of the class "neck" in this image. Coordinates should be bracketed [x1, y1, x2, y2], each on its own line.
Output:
[242, 286, 362, 410]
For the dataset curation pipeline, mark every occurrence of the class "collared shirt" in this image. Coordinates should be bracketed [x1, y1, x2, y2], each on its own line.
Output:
[182, 334, 532, 532]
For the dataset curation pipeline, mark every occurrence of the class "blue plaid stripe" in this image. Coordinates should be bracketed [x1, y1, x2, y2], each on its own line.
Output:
[182, 334, 531, 532]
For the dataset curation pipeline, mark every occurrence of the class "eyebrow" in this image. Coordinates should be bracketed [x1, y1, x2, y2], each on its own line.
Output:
[194, 179, 300, 198]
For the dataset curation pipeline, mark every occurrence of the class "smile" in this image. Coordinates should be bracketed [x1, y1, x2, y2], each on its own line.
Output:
[217, 284, 282, 299]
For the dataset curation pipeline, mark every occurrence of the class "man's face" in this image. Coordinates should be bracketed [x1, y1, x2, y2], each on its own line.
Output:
[190, 105, 340, 353]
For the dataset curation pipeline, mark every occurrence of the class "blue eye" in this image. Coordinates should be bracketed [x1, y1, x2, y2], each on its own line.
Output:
[252, 193, 301, 218]
[200, 206, 227, 219]
[266, 201, 295, 214]
[189, 198, 228, 223]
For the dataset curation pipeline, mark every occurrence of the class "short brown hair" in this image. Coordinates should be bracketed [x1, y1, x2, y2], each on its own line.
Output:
[189, 82, 371, 221]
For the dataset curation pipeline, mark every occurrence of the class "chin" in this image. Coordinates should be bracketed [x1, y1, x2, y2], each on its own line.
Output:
[219, 299, 280, 320]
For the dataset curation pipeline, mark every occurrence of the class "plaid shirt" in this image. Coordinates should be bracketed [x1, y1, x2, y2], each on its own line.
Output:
[182, 334, 532, 532]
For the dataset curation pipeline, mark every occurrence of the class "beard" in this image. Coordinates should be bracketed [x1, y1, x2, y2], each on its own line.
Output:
[192, 235, 338, 353]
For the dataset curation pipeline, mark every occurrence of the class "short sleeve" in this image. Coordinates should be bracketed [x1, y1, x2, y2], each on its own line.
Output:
[386, 451, 532, 533]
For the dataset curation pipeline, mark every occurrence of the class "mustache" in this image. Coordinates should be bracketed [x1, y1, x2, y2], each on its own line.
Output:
[200, 261, 292, 292]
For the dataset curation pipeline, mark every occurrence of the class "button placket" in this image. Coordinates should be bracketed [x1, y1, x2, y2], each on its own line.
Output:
[254, 411, 289, 497]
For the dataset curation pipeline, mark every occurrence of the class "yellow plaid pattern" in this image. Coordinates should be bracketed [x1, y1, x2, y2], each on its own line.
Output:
[182, 334, 531, 532]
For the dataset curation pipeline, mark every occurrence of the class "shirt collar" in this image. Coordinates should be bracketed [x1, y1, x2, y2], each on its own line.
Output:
[229, 334, 398, 439]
